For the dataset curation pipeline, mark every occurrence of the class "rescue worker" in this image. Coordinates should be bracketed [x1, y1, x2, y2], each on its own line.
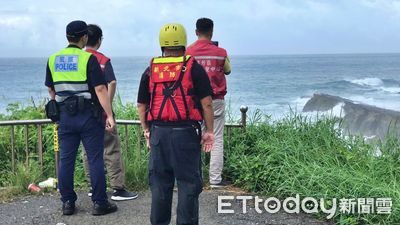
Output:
[186, 18, 232, 188]
[83, 24, 138, 201]
[45, 20, 117, 216]
[137, 23, 215, 225]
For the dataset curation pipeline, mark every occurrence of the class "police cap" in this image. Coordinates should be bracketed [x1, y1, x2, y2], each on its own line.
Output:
[66, 20, 88, 38]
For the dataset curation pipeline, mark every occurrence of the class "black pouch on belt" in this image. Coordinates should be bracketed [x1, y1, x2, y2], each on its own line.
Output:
[45, 99, 60, 122]
[91, 102, 104, 122]
[64, 97, 78, 116]
[77, 96, 85, 112]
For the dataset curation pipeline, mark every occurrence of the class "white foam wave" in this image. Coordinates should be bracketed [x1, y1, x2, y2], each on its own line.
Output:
[348, 77, 384, 87]
[256, 93, 400, 122]
[331, 103, 346, 117]
[300, 102, 345, 120]
[347, 77, 400, 94]
[379, 86, 400, 94]
[350, 95, 375, 105]
[287, 96, 345, 120]
[347, 95, 400, 112]
[292, 96, 311, 109]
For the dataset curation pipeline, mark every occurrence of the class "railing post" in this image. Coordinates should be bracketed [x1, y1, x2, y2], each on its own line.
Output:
[240, 105, 248, 129]
[24, 125, 29, 166]
[10, 125, 15, 173]
[37, 124, 43, 173]
[226, 126, 231, 152]
[125, 124, 129, 152]
[136, 126, 142, 159]
[0, 119, 150, 178]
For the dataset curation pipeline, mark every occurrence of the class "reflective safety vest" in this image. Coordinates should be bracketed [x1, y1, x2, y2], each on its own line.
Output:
[48, 47, 92, 102]
[186, 40, 228, 99]
[86, 49, 110, 72]
[147, 56, 203, 122]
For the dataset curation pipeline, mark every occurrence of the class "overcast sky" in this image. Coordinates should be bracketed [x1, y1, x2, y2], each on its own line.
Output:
[1, 0, 400, 57]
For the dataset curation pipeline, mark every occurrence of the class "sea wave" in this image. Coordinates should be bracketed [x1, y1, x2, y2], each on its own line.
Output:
[349, 95, 400, 111]
[379, 86, 400, 94]
[348, 77, 384, 87]
[318, 77, 400, 94]
[292, 96, 311, 108]
[350, 77, 400, 94]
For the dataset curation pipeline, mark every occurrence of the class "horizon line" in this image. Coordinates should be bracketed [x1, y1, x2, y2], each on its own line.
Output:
[1, 51, 400, 58]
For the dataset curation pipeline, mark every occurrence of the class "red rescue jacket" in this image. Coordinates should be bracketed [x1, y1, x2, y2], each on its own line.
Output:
[147, 56, 203, 122]
[86, 48, 110, 72]
[186, 40, 228, 99]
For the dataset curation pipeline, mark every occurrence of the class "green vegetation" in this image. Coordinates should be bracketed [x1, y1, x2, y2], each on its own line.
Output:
[0, 98, 149, 199]
[224, 111, 400, 225]
[1, 101, 399, 225]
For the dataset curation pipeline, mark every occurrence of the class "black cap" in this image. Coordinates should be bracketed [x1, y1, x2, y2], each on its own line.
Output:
[66, 20, 88, 38]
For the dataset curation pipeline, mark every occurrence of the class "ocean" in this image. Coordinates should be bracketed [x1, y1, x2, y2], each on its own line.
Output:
[1, 54, 400, 119]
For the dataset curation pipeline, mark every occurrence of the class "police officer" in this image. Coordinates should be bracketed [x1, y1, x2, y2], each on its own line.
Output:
[45, 20, 117, 216]
[137, 23, 215, 225]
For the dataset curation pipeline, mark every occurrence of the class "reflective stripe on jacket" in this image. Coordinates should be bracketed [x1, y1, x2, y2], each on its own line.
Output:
[48, 47, 92, 102]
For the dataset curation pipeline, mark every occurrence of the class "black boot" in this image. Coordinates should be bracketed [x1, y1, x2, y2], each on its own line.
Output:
[62, 200, 75, 215]
[92, 201, 118, 216]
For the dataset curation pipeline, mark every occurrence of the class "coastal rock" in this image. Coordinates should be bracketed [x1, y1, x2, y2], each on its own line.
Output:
[303, 93, 400, 139]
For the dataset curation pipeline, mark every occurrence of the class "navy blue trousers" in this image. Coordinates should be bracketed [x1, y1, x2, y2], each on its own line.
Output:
[58, 107, 107, 204]
[149, 124, 203, 225]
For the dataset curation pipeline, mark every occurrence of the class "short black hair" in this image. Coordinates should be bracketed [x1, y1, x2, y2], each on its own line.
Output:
[67, 36, 81, 43]
[161, 46, 185, 53]
[86, 24, 103, 47]
[196, 18, 213, 34]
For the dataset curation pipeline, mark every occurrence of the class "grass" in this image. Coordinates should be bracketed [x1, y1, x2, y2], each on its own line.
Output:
[1, 100, 400, 224]
[223, 112, 400, 225]
[0, 98, 149, 198]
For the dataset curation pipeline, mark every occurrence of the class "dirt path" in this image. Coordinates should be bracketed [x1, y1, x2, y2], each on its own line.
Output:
[0, 189, 333, 225]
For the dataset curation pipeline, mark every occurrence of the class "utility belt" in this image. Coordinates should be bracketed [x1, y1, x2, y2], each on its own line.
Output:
[58, 96, 88, 113]
[58, 96, 92, 116]
[150, 120, 201, 130]
[151, 121, 202, 142]
[45, 96, 104, 122]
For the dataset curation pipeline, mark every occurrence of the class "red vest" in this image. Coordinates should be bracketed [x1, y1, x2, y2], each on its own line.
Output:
[86, 49, 110, 72]
[186, 40, 228, 99]
[147, 56, 203, 122]
[86, 48, 110, 121]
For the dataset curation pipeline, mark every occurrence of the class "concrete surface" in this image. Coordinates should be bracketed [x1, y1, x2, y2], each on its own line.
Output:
[0, 189, 333, 225]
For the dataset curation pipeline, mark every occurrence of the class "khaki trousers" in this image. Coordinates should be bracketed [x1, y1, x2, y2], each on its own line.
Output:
[208, 99, 225, 184]
[83, 125, 125, 190]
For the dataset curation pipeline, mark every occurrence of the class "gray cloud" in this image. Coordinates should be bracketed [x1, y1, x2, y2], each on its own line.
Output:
[0, 0, 400, 57]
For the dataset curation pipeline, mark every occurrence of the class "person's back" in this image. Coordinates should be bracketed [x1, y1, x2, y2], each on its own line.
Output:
[45, 20, 117, 216]
[137, 23, 215, 225]
[83, 24, 138, 201]
[186, 18, 231, 188]
[186, 18, 231, 100]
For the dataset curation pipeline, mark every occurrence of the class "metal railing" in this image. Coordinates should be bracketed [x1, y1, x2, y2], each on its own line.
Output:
[0, 106, 248, 175]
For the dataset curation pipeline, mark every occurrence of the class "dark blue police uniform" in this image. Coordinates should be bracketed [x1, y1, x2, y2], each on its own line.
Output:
[46, 20, 117, 216]
[46, 44, 108, 205]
